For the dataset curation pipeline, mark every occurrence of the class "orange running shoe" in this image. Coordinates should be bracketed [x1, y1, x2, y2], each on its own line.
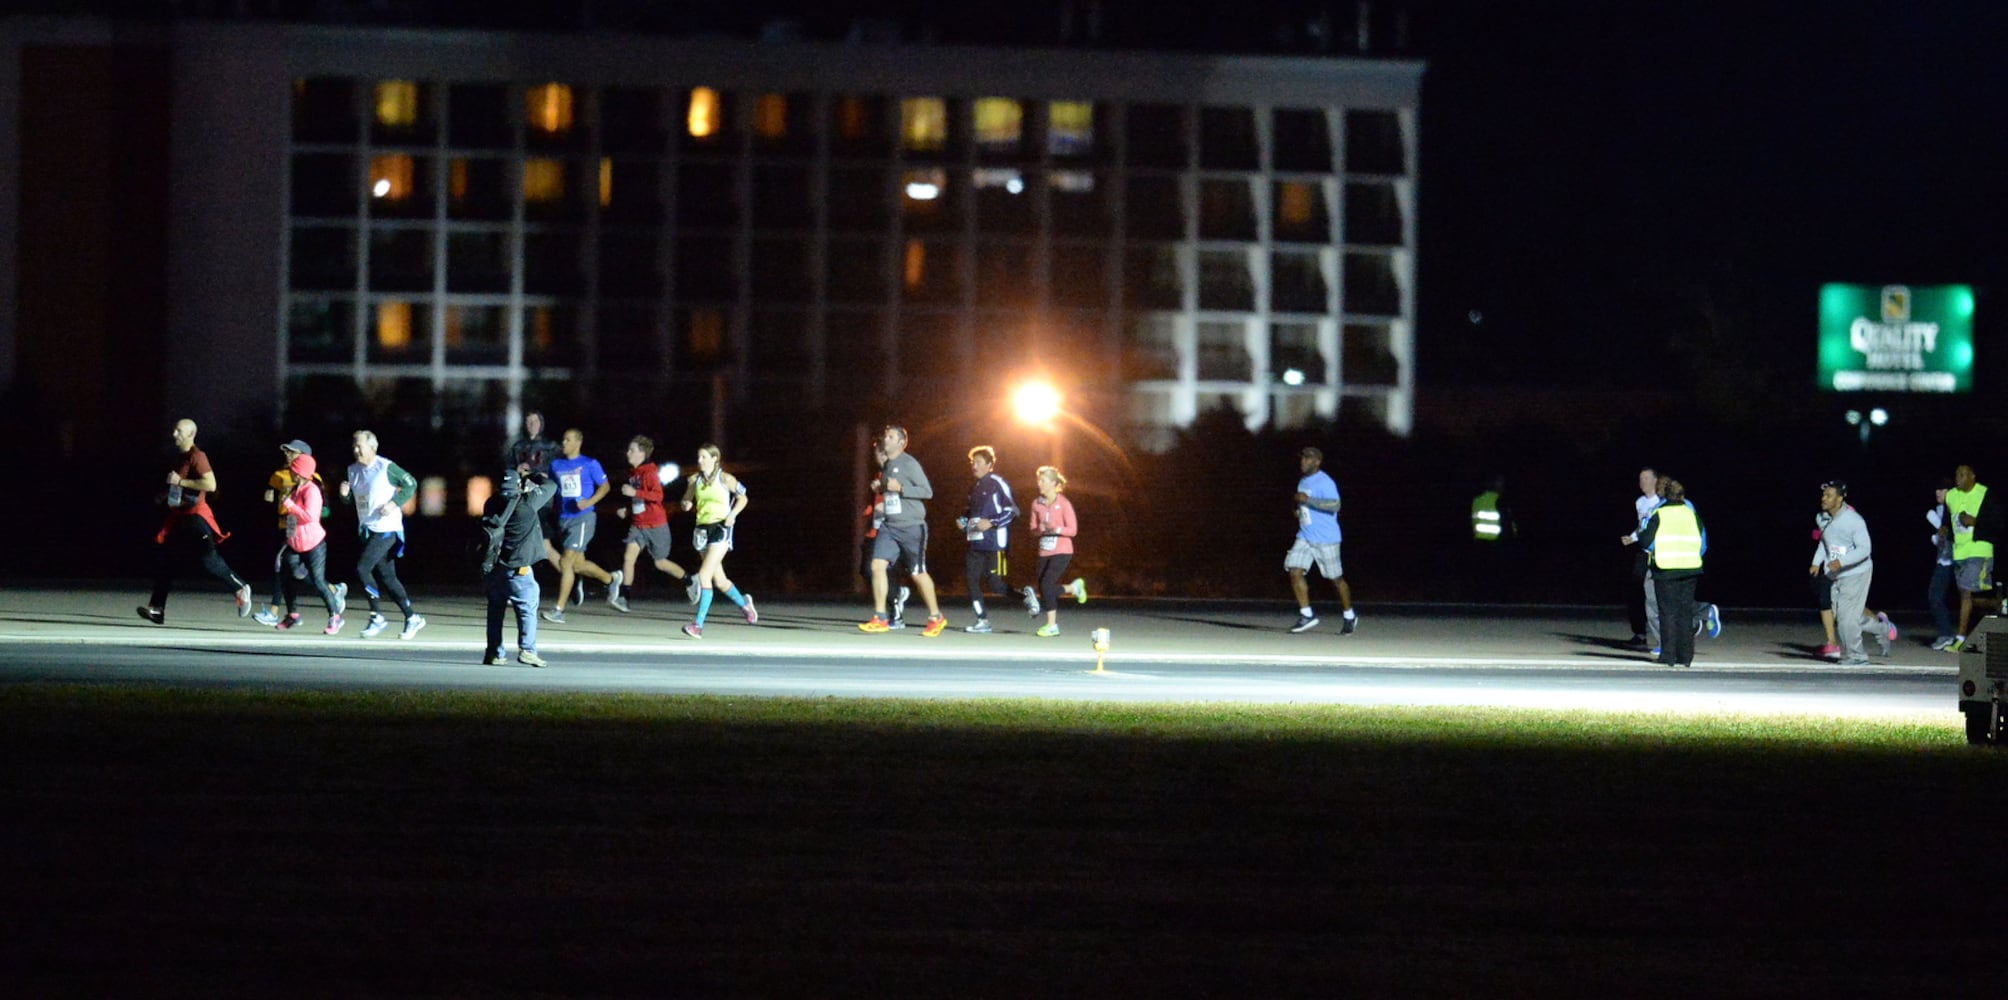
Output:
[858, 616, 891, 633]
[921, 615, 947, 638]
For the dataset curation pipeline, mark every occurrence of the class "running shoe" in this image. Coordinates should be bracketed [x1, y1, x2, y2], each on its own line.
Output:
[1842, 656, 1871, 667]
[682, 624, 703, 640]
[137, 606, 164, 625]
[235, 584, 253, 618]
[399, 615, 427, 640]
[1341, 614, 1359, 635]
[888, 617, 906, 630]
[541, 607, 567, 624]
[1289, 615, 1320, 634]
[324, 614, 345, 636]
[921, 615, 948, 638]
[519, 650, 547, 667]
[1036, 623, 1060, 638]
[964, 618, 993, 634]
[608, 571, 625, 610]
[1068, 579, 1088, 604]
[1705, 604, 1723, 639]
[1022, 585, 1042, 616]
[483, 651, 504, 666]
[360, 613, 389, 638]
[742, 594, 758, 625]
[1819, 643, 1841, 660]
[893, 585, 911, 624]
[686, 578, 702, 604]
[1950, 638, 1968, 653]
[1932, 636, 1957, 651]
[573, 579, 586, 607]
[277, 613, 302, 630]
[332, 582, 348, 616]
[253, 608, 281, 627]
[1649, 647, 1661, 662]
[858, 616, 891, 633]
[610, 591, 630, 614]
[1877, 612, 1897, 642]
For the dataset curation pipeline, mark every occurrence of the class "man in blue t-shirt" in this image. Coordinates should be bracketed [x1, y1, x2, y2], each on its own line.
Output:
[1285, 446, 1356, 634]
[540, 428, 617, 624]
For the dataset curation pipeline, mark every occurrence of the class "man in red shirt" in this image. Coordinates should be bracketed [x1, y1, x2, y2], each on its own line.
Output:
[609, 435, 698, 612]
[139, 418, 253, 624]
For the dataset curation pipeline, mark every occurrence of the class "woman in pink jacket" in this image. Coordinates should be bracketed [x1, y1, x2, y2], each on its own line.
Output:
[276, 452, 345, 634]
[1028, 466, 1088, 637]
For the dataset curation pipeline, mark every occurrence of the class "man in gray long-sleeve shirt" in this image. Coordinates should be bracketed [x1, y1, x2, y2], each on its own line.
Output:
[1815, 480, 1875, 665]
[859, 424, 947, 635]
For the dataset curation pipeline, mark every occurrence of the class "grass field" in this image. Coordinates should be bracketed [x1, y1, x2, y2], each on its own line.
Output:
[3, 684, 1999, 994]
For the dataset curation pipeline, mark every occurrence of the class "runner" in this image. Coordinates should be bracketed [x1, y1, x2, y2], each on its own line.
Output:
[959, 445, 1022, 634]
[139, 418, 254, 624]
[858, 442, 913, 629]
[271, 448, 345, 633]
[677, 443, 757, 638]
[1286, 446, 1356, 634]
[857, 424, 946, 636]
[609, 435, 699, 613]
[339, 430, 425, 639]
[254, 439, 346, 626]
[540, 428, 617, 624]
[1027, 465, 1087, 637]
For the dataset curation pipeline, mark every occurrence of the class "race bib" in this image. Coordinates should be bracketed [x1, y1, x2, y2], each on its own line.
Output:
[631, 499, 646, 515]
[967, 527, 984, 541]
[1040, 535, 1058, 552]
[559, 471, 583, 498]
[884, 494, 902, 516]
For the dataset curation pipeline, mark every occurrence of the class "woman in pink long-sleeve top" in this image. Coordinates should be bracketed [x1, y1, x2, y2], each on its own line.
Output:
[275, 452, 345, 634]
[1027, 466, 1088, 637]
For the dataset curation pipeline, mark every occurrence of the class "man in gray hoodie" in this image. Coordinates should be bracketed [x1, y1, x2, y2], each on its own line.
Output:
[1815, 480, 1875, 666]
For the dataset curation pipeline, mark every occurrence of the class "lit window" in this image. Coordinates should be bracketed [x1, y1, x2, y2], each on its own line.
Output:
[529, 306, 554, 353]
[973, 168, 1024, 194]
[442, 305, 463, 348]
[901, 98, 946, 153]
[689, 308, 724, 360]
[902, 168, 946, 203]
[1279, 181, 1316, 227]
[903, 239, 926, 290]
[376, 300, 412, 350]
[599, 158, 613, 207]
[527, 83, 574, 136]
[688, 87, 720, 138]
[753, 94, 787, 139]
[836, 96, 871, 140]
[374, 81, 419, 128]
[973, 98, 1022, 149]
[449, 159, 469, 201]
[523, 158, 565, 203]
[419, 476, 447, 517]
[369, 155, 414, 201]
[1049, 101, 1094, 156]
[466, 476, 493, 516]
[1050, 171, 1095, 193]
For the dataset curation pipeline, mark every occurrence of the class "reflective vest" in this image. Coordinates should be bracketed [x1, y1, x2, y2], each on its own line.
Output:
[1651, 503, 1703, 570]
[1947, 484, 1993, 560]
[1471, 491, 1503, 542]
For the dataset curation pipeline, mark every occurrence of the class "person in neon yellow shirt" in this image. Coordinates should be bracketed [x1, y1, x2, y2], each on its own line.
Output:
[1945, 464, 2001, 651]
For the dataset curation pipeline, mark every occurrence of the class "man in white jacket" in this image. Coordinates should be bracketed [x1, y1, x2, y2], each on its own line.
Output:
[1816, 481, 1875, 666]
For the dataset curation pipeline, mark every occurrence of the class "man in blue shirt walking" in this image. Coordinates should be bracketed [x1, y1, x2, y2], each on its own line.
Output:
[1287, 447, 1356, 634]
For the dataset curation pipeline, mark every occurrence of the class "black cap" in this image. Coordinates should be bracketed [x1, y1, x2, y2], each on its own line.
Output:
[1821, 479, 1848, 497]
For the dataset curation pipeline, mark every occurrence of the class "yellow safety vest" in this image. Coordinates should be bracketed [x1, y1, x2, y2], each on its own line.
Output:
[1947, 484, 1993, 560]
[1651, 503, 1703, 570]
[1471, 491, 1503, 542]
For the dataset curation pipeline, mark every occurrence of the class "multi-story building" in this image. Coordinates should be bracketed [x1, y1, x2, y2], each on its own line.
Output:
[1, 15, 1420, 458]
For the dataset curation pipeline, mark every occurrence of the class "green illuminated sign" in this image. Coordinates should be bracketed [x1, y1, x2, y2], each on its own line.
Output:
[1818, 283, 1973, 393]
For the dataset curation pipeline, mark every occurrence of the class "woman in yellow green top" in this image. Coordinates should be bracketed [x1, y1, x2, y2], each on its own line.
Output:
[676, 443, 755, 638]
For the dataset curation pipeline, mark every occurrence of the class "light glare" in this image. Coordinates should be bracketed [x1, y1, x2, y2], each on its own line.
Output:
[1012, 381, 1062, 426]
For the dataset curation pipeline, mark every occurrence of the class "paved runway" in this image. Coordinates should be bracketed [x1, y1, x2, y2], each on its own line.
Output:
[0, 586, 1958, 717]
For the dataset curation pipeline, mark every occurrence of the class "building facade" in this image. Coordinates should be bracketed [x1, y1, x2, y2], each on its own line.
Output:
[2, 17, 1420, 454]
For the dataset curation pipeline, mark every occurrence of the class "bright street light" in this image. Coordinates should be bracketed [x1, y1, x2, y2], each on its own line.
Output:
[1869, 407, 1889, 426]
[1012, 380, 1063, 427]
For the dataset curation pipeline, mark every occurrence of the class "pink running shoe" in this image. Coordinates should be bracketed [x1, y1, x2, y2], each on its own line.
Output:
[742, 594, 758, 625]
[1818, 643, 1841, 661]
[682, 623, 703, 639]
[324, 614, 345, 636]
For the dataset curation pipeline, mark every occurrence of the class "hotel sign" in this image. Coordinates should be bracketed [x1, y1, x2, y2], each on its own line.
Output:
[1818, 283, 1974, 393]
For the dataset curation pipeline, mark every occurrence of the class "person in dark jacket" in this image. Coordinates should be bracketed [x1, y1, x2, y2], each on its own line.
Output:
[482, 470, 556, 667]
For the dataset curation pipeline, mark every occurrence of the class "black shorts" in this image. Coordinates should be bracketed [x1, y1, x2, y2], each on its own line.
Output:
[871, 521, 928, 576]
[1810, 573, 1833, 611]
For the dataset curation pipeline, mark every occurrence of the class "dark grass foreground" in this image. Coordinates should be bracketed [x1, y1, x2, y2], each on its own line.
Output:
[1, 685, 1999, 995]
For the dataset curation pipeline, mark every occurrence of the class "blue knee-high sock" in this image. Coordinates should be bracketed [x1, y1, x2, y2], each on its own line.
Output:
[695, 587, 714, 627]
[722, 585, 747, 607]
